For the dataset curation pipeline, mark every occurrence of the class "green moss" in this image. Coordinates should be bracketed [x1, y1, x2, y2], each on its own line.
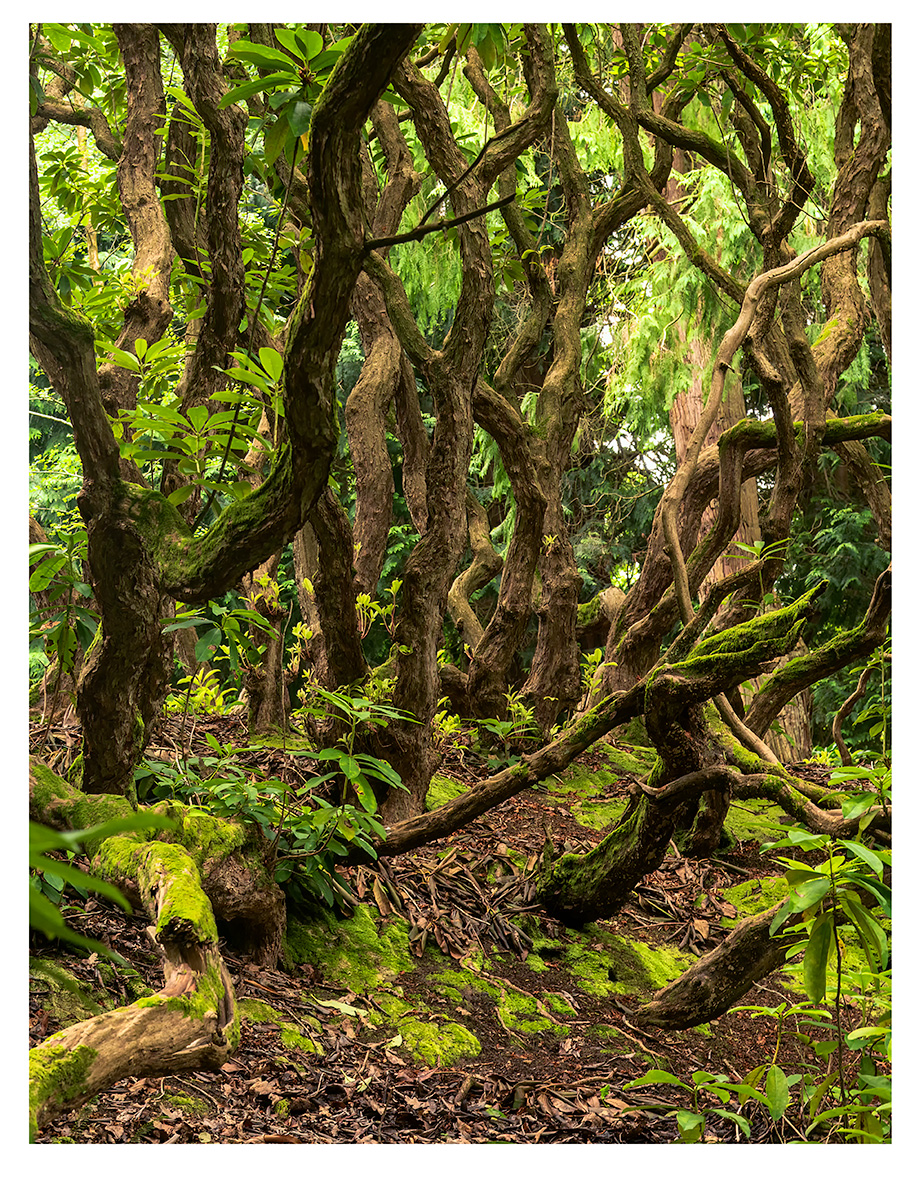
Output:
[723, 796, 789, 843]
[563, 926, 694, 999]
[166, 804, 250, 866]
[374, 993, 480, 1066]
[591, 1023, 628, 1049]
[29, 1042, 99, 1141]
[94, 960, 151, 1003]
[99, 837, 220, 944]
[274, 1098, 291, 1118]
[544, 992, 577, 1017]
[248, 733, 314, 753]
[122, 480, 193, 559]
[521, 950, 549, 973]
[429, 961, 569, 1038]
[162, 1091, 211, 1117]
[237, 997, 324, 1054]
[425, 774, 467, 811]
[432, 965, 500, 1001]
[537, 742, 655, 832]
[285, 904, 414, 990]
[570, 798, 627, 831]
[722, 876, 789, 920]
[497, 988, 568, 1037]
[29, 958, 101, 1025]
[29, 759, 134, 849]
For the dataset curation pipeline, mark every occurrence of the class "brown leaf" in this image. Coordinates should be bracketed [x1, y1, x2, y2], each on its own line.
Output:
[372, 878, 391, 917]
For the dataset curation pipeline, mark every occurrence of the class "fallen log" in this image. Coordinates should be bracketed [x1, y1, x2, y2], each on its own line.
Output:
[28, 757, 284, 1137]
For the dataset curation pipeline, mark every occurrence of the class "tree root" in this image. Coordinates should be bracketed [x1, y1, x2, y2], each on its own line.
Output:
[29, 838, 239, 1138]
[28, 757, 288, 1137]
[631, 903, 797, 1030]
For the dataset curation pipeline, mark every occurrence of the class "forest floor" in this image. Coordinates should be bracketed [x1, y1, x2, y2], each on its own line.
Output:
[29, 715, 848, 1145]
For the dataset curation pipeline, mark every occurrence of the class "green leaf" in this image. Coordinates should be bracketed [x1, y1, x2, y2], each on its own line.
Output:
[286, 99, 313, 137]
[838, 894, 888, 971]
[676, 1110, 704, 1142]
[764, 1065, 790, 1121]
[338, 755, 361, 781]
[227, 40, 298, 71]
[108, 347, 141, 372]
[272, 27, 309, 61]
[29, 554, 67, 593]
[165, 484, 197, 506]
[838, 839, 884, 876]
[257, 345, 284, 382]
[312, 997, 367, 1017]
[195, 627, 222, 662]
[787, 875, 831, 912]
[264, 114, 294, 167]
[624, 1070, 687, 1090]
[220, 71, 295, 107]
[297, 29, 325, 61]
[802, 912, 834, 1001]
[186, 404, 210, 432]
[709, 1109, 751, 1138]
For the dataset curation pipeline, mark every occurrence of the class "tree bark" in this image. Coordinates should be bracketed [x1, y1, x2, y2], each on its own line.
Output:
[30, 25, 421, 795]
[536, 588, 823, 922]
[29, 757, 286, 1136]
[632, 903, 799, 1030]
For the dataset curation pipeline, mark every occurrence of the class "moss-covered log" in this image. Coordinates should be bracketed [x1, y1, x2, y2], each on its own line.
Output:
[631, 902, 798, 1029]
[28, 757, 288, 1136]
[745, 566, 890, 739]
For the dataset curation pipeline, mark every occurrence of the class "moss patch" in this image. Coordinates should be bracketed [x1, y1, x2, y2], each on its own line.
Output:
[160, 1091, 211, 1117]
[429, 962, 570, 1038]
[238, 997, 324, 1055]
[722, 876, 788, 920]
[29, 959, 102, 1025]
[425, 774, 468, 811]
[722, 795, 789, 843]
[536, 741, 655, 832]
[375, 993, 481, 1067]
[563, 925, 694, 999]
[285, 904, 414, 991]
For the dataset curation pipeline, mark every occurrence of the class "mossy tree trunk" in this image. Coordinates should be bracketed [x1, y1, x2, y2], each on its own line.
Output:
[535, 589, 824, 924]
[631, 902, 800, 1030]
[29, 757, 287, 1137]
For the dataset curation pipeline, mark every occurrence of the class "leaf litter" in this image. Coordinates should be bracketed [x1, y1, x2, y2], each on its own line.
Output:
[30, 718, 831, 1144]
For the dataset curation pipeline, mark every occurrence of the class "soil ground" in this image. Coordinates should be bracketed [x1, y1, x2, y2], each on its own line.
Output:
[29, 716, 866, 1145]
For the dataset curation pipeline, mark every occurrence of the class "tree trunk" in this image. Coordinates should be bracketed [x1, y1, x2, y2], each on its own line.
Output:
[29, 756, 286, 1136]
[537, 588, 824, 922]
[632, 903, 799, 1030]
[242, 551, 292, 736]
[77, 483, 176, 797]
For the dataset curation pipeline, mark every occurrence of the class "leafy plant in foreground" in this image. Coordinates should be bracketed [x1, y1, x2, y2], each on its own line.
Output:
[31, 811, 175, 962]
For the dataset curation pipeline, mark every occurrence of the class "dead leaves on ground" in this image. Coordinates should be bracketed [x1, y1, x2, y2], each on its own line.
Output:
[348, 843, 539, 964]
